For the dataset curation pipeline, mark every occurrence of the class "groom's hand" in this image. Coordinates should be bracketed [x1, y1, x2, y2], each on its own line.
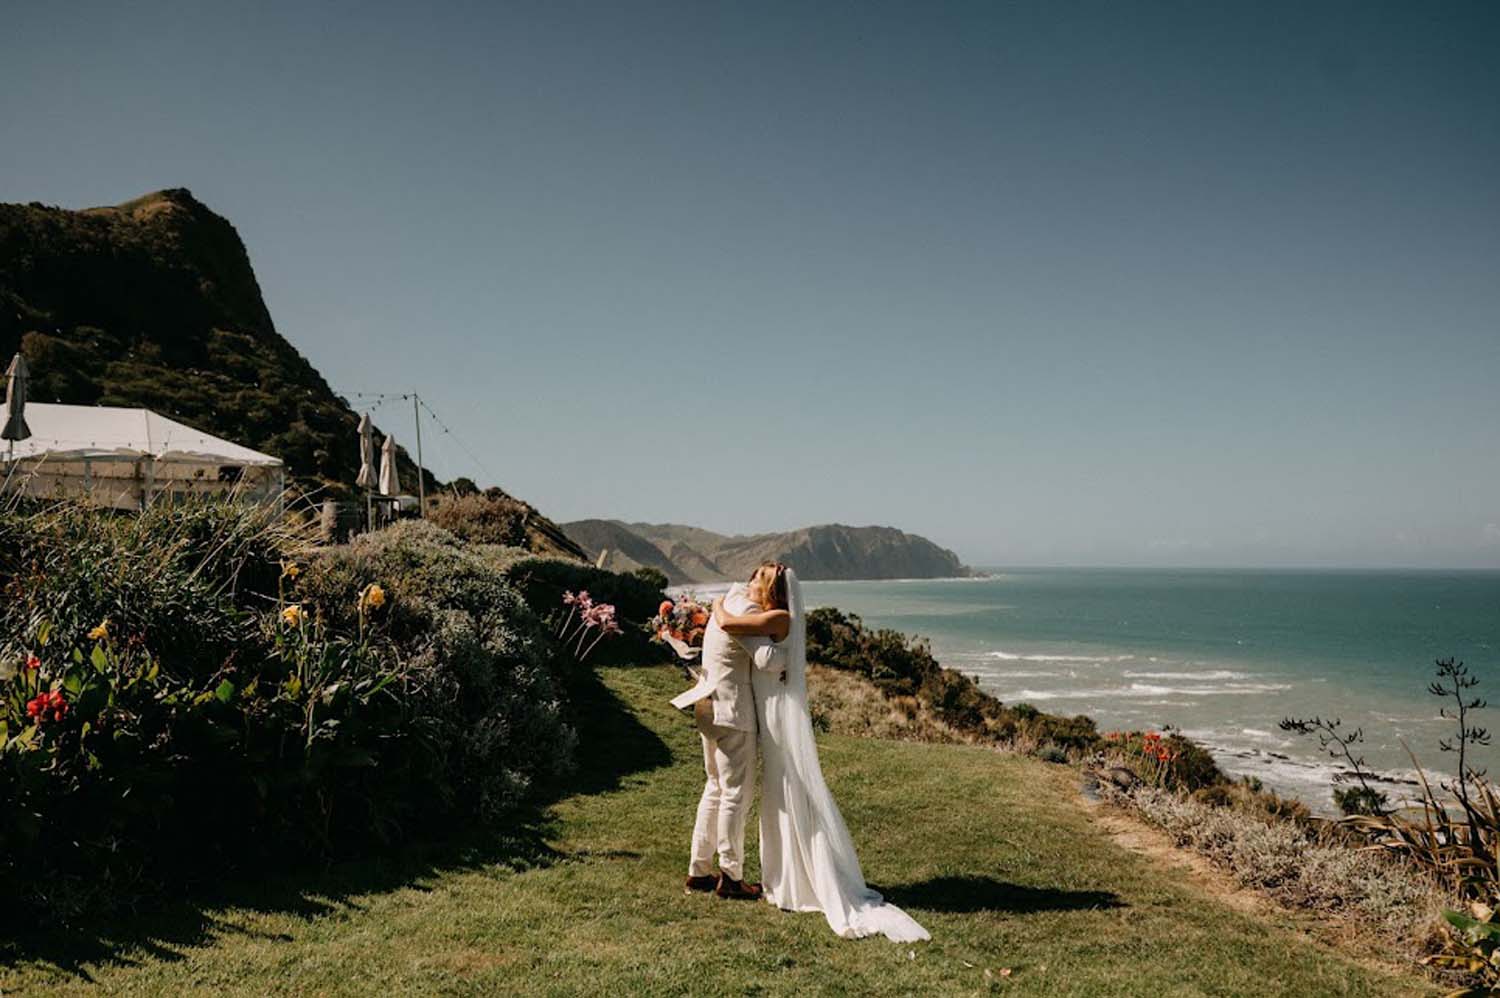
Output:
[711, 597, 725, 624]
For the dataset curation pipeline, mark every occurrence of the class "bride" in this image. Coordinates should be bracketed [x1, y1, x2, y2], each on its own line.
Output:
[713, 563, 930, 943]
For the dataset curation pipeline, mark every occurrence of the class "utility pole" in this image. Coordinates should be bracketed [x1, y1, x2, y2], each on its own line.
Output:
[412, 392, 426, 517]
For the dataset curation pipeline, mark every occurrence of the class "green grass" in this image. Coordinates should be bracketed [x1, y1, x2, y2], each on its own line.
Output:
[3, 665, 1435, 997]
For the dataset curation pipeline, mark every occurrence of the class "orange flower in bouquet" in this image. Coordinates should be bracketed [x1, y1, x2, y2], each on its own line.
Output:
[650, 594, 713, 660]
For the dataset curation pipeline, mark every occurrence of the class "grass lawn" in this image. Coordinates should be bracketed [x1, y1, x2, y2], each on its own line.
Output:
[3, 665, 1435, 997]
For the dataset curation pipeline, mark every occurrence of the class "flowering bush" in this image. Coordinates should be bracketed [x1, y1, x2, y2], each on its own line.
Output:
[498, 555, 667, 665]
[0, 503, 579, 928]
[296, 521, 577, 821]
[556, 591, 622, 661]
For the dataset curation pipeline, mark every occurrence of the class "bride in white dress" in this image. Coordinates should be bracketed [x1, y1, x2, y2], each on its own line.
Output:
[713, 564, 930, 943]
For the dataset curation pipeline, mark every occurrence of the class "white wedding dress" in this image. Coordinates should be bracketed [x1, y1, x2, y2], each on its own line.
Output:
[750, 570, 931, 943]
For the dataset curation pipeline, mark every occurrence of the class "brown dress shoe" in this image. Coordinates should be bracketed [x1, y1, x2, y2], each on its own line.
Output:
[715, 875, 764, 901]
[684, 874, 718, 894]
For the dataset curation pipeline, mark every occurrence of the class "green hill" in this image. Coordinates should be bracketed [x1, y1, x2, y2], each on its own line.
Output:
[564, 518, 972, 583]
[0, 188, 424, 496]
[0, 189, 580, 556]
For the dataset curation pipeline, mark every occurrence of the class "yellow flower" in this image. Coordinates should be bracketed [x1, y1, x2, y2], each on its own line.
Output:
[281, 604, 305, 627]
[88, 620, 110, 641]
[361, 584, 387, 610]
[281, 562, 301, 580]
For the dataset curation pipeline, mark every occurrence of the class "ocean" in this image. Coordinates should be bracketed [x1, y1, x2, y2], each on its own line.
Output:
[791, 569, 1500, 813]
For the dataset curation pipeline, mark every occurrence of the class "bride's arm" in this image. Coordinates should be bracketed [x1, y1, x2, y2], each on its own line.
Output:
[712, 599, 791, 642]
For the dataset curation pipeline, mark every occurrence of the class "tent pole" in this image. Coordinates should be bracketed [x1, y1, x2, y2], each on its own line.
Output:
[412, 392, 426, 518]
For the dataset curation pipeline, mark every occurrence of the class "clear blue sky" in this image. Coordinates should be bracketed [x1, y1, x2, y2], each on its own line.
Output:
[3, 1, 1497, 568]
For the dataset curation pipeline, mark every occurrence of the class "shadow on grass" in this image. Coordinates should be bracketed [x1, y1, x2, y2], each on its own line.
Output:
[881, 875, 1124, 914]
[1, 665, 672, 982]
[554, 663, 674, 799]
[0, 818, 560, 984]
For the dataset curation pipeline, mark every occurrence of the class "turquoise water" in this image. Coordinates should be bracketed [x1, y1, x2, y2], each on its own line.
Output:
[799, 570, 1500, 812]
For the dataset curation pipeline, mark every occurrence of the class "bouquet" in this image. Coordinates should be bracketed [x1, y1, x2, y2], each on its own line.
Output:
[650, 595, 712, 662]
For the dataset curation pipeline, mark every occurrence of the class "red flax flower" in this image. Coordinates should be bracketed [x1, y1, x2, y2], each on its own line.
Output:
[26, 690, 68, 723]
[25, 654, 41, 670]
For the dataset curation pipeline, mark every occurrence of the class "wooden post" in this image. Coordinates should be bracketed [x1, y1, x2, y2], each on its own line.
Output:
[412, 392, 426, 517]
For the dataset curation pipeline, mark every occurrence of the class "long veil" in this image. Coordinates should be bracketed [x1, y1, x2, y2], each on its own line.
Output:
[760, 569, 930, 942]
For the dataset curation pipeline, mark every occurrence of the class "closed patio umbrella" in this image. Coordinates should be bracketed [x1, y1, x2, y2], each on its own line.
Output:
[379, 434, 401, 497]
[355, 412, 376, 489]
[3, 353, 31, 452]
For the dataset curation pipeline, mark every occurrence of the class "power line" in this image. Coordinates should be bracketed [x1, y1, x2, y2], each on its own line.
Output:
[339, 388, 498, 488]
[418, 396, 496, 484]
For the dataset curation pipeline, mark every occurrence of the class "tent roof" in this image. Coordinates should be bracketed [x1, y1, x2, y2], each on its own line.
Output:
[6, 403, 282, 467]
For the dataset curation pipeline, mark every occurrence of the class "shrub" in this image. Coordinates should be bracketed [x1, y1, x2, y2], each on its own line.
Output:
[427, 491, 532, 547]
[632, 566, 670, 591]
[1120, 785, 1442, 947]
[1036, 744, 1069, 764]
[0, 497, 302, 681]
[498, 556, 667, 665]
[297, 521, 578, 819]
[0, 503, 577, 928]
[806, 606, 1010, 736]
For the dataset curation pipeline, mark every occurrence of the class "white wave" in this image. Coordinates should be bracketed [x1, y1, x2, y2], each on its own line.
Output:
[999, 681, 1292, 701]
[988, 650, 1136, 664]
[993, 670, 1069, 679]
[1123, 669, 1251, 681]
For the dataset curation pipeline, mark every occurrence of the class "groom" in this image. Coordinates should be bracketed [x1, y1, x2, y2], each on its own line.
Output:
[670, 568, 787, 900]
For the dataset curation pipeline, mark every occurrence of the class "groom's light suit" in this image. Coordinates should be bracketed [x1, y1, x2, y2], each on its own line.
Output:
[672, 585, 786, 881]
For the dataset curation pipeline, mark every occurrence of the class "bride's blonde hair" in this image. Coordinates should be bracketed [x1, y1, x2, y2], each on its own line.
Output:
[748, 561, 789, 610]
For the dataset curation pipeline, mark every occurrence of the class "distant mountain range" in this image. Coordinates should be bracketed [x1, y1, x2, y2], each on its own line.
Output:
[562, 520, 971, 584]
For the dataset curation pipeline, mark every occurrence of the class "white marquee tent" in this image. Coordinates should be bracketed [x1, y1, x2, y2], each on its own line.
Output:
[1, 403, 284, 510]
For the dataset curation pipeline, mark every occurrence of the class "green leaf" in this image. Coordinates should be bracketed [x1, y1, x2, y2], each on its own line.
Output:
[214, 679, 236, 704]
[91, 645, 109, 672]
[37, 620, 52, 646]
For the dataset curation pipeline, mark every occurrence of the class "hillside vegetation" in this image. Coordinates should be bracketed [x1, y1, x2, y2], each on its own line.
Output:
[0, 189, 406, 496]
[2, 665, 1435, 996]
[0, 189, 581, 555]
[564, 519, 971, 583]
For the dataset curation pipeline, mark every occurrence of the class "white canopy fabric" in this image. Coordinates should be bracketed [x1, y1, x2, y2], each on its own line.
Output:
[2, 403, 283, 510]
[7, 403, 282, 466]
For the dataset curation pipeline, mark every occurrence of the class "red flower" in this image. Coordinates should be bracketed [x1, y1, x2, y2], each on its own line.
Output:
[25, 654, 41, 670]
[25, 690, 68, 723]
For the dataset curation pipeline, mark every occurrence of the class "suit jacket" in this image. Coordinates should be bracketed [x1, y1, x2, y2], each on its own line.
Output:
[669, 583, 786, 732]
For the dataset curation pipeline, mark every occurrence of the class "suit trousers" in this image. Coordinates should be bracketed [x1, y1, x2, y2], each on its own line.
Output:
[688, 698, 756, 881]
